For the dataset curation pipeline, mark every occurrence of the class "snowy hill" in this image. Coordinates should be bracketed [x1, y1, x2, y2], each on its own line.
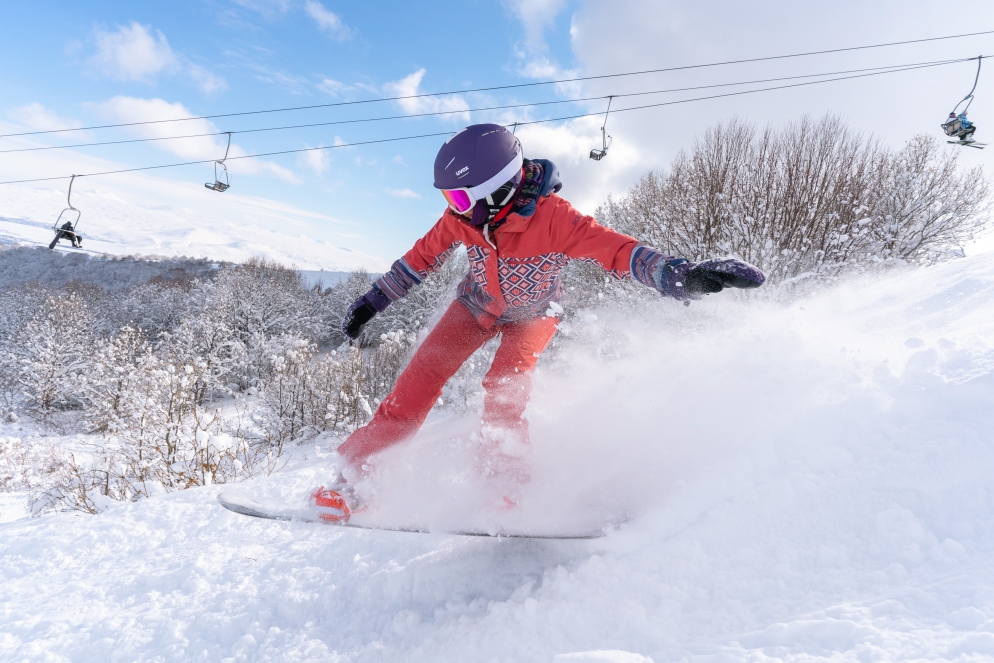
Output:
[0, 178, 391, 273]
[2, 252, 994, 662]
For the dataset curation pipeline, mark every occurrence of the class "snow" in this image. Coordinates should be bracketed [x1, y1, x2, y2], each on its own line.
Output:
[3, 252, 994, 661]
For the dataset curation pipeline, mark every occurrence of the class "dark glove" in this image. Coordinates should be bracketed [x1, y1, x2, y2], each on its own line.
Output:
[342, 286, 391, 339]
[654, 258, 765, 301]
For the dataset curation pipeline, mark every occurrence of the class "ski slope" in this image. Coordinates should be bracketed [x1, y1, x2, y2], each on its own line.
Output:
[3, 252, 994, 662]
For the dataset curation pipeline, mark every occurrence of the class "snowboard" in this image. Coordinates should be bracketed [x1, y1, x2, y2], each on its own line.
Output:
[48, 230, 67, 250]
[217, 492, 611, 539]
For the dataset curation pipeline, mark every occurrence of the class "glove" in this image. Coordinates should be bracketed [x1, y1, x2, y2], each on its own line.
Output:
[342, 286, 391, 339]
[654, 258, 765, 301]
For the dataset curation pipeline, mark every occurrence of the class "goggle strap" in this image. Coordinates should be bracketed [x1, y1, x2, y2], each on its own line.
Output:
[465, 152, 524, 201]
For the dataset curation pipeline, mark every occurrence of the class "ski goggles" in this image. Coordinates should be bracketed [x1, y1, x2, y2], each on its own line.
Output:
[439, 152, 524, 215]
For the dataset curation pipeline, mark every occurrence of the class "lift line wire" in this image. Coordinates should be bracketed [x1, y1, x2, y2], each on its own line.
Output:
[1, 28, 992, 140]
[0, 55, 987, 187]
[0, 56, 972, 155]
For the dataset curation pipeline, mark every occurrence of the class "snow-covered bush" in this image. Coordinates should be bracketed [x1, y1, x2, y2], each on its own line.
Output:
[106, 278, 196, 338]
[597, 115, 991, 289]
[158, 305, 239, 403]
[213, 256, 324, 343]
[13, 292, 94, 418]
[0, 282, 50, 344]
[257, 334, 319, 448]
[257, 330, 418, 446]
[0, 436, 58, 494]
[33, 375, 265, 514]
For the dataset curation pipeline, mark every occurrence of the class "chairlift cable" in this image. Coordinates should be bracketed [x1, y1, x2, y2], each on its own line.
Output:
[0, 131, 456, 185]
[1, 29, 992, 139]
[0, 56, 972, 155]
[1, 56, 988, 187]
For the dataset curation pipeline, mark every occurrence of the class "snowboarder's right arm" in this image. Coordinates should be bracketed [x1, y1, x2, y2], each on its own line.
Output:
[342, 212, 463, 339]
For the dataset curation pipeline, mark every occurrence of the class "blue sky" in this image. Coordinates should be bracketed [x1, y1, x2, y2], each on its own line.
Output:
[1, 1, 992, 266]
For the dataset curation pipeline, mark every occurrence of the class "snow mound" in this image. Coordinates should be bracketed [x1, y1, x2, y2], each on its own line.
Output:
[3, 253, 994, 661]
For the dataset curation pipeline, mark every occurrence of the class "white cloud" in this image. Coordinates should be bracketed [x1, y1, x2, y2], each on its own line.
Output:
[388, 188, 421, 199]
[304, 1, 352, 40]
[94, 96, 299, 184]
[505, 0, 576, 83]
[505, 0, 567, 53]
[88, 22, 227, 94]
[6, 103, 81, 132]
[298, 147, 330, 174]
[317, 78, 350, 96]
[187, 64, 228, 94]
[95, 96, 220, 159]
[383, 69, 470, 122]
[91, 22, 177, 82]
[248, 63, 310, 94]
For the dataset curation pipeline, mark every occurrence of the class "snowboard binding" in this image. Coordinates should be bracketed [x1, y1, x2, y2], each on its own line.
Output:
[311, 482, 354, 523]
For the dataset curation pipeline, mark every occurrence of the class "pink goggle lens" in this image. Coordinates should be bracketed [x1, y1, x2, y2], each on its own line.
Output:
[441, 188, 474, 214]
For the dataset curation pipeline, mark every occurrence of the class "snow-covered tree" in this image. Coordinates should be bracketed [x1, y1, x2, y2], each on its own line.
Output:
[14, 293, 93, 417]
[597, 115, 991, 288]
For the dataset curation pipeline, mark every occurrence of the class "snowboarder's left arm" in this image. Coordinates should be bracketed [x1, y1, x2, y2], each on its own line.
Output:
[554, 198, 766, 301]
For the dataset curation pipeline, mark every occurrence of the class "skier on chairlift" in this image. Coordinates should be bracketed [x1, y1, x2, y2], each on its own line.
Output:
[313, 123, 767, 522]
[943, 111, 978, 145]
[52, 220, 83, 248]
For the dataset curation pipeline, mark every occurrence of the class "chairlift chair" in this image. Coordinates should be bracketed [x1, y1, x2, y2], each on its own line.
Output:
[206, 132, 232, 191]
[589, 96, 614, 161]
[49, 174, 83, 250]
[941, 56, 986, 149]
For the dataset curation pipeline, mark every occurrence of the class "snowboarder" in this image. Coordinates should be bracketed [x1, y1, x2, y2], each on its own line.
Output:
[315, 123, 765, 522]
[49, 220, 82, 249]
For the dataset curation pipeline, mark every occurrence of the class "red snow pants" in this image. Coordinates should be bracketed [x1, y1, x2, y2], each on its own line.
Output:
[337, 300, 558, 469]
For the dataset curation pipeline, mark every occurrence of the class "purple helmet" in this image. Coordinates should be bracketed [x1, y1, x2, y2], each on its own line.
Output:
[434, 124, 522, 189]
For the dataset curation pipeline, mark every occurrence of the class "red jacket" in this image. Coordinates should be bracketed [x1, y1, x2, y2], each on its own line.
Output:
[375, 164, 666, 327]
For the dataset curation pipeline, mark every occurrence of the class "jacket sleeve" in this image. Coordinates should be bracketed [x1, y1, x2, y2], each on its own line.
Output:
[374, 212, 461, 303]
[553, 198, 675, 292]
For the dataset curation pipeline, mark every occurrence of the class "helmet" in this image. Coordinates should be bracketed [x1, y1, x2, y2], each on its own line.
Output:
[434, 124, 524, 226]
[434, 124, 522, 190]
